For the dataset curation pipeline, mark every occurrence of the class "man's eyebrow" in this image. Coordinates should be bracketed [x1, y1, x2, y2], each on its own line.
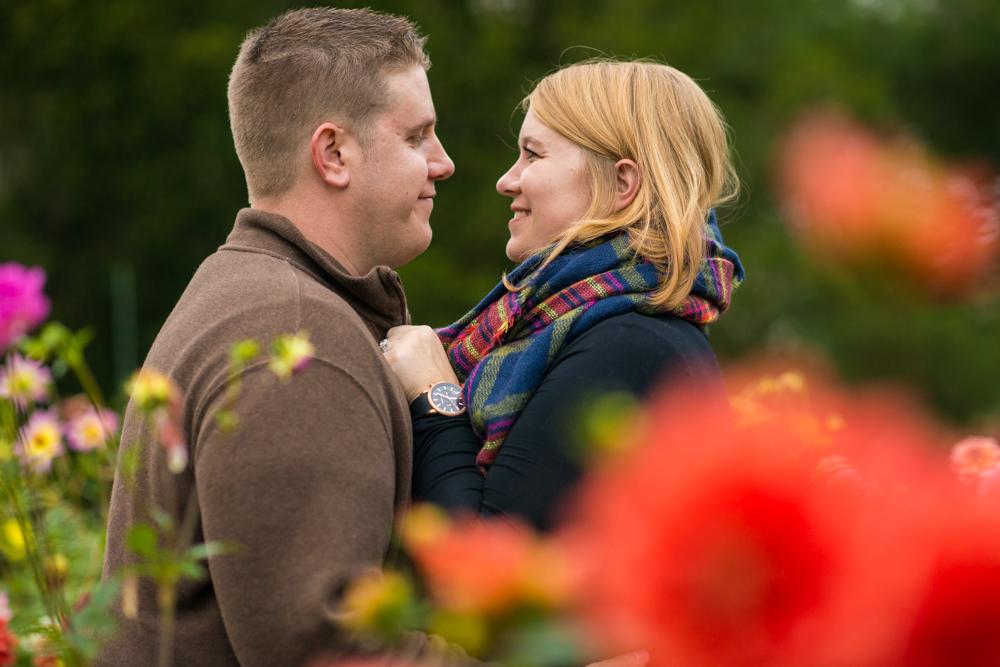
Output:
[402, 117, 437, 135]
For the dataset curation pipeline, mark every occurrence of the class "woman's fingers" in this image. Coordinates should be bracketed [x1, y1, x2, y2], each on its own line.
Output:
[382, 325, 460, 401]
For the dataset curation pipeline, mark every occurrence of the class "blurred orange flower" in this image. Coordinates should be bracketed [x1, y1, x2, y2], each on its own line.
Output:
[777, 109, 1000, 296]
[400, 505, 573, 615]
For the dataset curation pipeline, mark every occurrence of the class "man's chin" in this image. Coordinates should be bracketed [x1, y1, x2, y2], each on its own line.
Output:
[386, 222, 432, 269]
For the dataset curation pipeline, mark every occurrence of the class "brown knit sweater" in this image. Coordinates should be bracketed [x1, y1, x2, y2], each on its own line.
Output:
[99, 208, 430, 666]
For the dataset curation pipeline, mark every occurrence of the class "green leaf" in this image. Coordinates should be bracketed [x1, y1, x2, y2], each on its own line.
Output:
[185, 540, 239, 561]
[177, 561, 206, 580]
[126, 523, 159, 558]
[494, 618, 582, 667]
[150, 509, 174, 531]
[229, 339, 261, 363]
[73, 326, 95, 351]
[215, 408, 239, 432]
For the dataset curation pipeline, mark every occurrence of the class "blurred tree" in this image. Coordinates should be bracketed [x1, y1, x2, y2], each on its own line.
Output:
[1, 0, 997, 424]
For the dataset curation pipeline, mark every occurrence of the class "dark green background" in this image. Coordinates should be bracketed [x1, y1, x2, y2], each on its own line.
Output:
[2, 0, 998, 426]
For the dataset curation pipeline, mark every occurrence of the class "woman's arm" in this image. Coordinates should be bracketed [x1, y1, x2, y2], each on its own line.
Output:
[410, 314, 726, 529]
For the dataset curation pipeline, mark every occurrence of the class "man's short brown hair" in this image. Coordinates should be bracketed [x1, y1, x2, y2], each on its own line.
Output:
[228, 8, 429, 200]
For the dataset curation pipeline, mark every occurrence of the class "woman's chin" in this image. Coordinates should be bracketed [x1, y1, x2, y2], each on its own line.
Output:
[506, 241, 531, 263]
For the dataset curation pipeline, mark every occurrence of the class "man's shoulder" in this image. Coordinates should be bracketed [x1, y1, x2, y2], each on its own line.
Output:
[176, 245, 365, 333]
[146, 246, 374, 394]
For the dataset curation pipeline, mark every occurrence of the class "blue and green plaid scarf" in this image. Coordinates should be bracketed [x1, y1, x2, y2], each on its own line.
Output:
[436, 210, 744, 471]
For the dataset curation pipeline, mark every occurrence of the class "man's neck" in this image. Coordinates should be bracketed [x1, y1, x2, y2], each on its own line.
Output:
[251, 189, 368, 277]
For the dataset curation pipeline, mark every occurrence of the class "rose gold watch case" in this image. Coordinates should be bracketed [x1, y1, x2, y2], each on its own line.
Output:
[424, 381, 466, 416]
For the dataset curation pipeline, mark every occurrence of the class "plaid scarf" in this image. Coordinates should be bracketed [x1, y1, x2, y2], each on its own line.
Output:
[436, 210, 744, 471]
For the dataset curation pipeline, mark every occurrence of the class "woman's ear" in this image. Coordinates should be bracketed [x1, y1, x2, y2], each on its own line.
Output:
[311, 122, 351, 188]
[613, 159, 641, 212]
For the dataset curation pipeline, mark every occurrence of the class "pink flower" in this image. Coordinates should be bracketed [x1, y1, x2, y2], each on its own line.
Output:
[950, 436, 1000, 485]
[0, 592, 10, 623]
[0, 263, 51, 352]
[0, 352, 52, 408]
[15, 408, 64, 473]
[66, 407, 120, 451]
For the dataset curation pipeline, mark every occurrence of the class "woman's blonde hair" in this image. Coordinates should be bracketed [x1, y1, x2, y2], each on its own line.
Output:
[515, 58, 738, 308]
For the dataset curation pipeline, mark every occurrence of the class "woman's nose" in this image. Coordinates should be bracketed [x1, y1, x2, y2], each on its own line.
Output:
[496, 161, 521, 196]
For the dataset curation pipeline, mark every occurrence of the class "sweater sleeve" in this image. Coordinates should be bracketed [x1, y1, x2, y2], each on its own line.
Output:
[412, 314, 726, 530]
[194, 359, 420, 666]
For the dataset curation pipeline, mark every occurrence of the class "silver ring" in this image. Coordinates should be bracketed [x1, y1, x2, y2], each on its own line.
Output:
[379, 338, 389, 353]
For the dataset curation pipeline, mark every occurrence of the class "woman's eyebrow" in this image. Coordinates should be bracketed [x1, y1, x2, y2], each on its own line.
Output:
[520, 135, 543, 149]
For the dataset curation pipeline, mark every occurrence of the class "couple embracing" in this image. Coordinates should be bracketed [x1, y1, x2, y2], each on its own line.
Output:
[99, 6, 743, 667]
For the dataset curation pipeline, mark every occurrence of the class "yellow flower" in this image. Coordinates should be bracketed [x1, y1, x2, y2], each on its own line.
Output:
[268, 332, 315, 382]
[44, 553, 69, 589]
[1, 518, 28, 561]
[127, 369, 177, 413]
[343, 569, 413, 630]
[398, 503, 451, 551]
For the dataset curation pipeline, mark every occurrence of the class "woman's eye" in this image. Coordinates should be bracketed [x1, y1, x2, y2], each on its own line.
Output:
[522, 146, 539, 159]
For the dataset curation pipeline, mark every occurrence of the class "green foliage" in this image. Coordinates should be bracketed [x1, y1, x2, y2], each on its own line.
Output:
[1, 0, 998, 427]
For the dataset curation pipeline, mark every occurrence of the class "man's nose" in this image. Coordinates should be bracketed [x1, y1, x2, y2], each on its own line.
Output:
[429, 138, 455, 181]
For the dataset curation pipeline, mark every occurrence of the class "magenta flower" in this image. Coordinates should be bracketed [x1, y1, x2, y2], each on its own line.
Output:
[0, 263, 51, 352]
[0, 353, 52, 408]
[15, 409, 64, 473]
[66, 407, 120, 452]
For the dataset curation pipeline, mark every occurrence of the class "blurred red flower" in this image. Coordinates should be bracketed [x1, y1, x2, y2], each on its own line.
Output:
[563, 391, 865, 667]
[562, 372, 969, 667]
[889, 503, 1000, 667]
[0, 262, 51, 352]
[776, 110, 1000, 296]
[0, 620, 16, 667]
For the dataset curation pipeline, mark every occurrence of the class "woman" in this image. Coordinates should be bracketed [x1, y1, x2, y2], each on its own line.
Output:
[383, 59, 744, 530]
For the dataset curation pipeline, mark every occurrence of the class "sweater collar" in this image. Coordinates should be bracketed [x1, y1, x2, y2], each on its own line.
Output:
[223, 208, 409, 335]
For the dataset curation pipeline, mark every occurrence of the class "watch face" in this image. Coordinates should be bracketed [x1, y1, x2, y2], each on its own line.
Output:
[429, 382, 465, 416]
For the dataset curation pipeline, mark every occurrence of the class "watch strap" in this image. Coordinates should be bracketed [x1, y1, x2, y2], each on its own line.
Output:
[409, 391, 434, 418]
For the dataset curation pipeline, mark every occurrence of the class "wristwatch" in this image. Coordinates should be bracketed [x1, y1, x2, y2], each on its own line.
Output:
[409, 381, 466, 418]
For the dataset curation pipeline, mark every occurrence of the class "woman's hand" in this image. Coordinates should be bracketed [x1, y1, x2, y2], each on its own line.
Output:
[383, 325, 461, 402]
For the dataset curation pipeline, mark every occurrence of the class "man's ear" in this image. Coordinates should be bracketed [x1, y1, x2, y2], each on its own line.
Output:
[613, 159, 641, 212]
[311, 122, 351, 188]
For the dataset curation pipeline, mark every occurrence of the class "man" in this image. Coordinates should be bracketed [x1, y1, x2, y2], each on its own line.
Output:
[100, 8, 454, 666]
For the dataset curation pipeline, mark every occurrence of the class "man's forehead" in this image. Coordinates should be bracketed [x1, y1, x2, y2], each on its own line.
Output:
[381, 66, 436, 131]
